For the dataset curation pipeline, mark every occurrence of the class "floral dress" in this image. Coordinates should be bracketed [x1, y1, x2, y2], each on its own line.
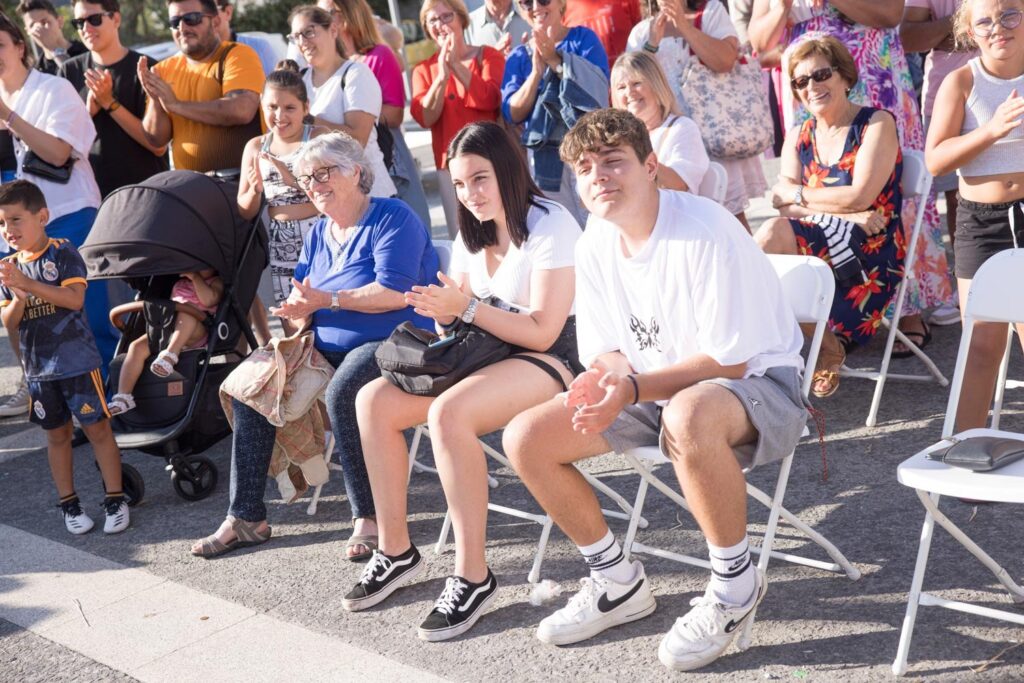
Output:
[780, 6, 955, 317]
[789, 107, 904, 349]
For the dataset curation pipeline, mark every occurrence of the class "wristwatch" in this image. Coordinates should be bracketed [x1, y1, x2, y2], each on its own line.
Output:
[793, 185, 805, 207]
[107, 100, 122, 113]
[461, 297, 479, 324]
[330, 290, 340, 312]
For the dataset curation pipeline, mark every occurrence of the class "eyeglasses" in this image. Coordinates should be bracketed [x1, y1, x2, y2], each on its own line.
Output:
[790, 66, 835, 91]
[973, 9, 1024, 37]
[287, 25, 321, 44]
[71, 12, 113, 31]
[169, 11, 213, 30]
[426, 12, 456, 28]
[296, 165, 339, 189]
[518, 0, 553, 10]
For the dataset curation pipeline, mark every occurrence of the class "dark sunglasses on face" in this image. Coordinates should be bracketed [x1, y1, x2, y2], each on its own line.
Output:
[973, 9, 1024, 37]
[169, 11, 212, 30]
[791, 66, 835, 91]
[518, 0, 553, 10]
[71, 12, 113, 30]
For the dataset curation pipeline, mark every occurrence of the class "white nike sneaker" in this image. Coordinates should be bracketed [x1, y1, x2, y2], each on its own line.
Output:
[537, 561, 656, 645]
[658, 568, 767, 671]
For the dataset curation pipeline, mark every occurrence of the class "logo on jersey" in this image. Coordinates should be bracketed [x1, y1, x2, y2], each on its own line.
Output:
[629, 315, 662, 352]
[33, 401, 46, 419]
[80, 403, 94, 415]
[42, 261, 59, 282]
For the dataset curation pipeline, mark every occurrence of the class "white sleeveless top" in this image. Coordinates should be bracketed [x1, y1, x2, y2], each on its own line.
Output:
[959, 58, 1024, 178]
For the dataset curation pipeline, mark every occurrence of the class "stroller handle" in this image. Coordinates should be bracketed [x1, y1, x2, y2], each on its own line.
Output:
[109, 301, 208, 331]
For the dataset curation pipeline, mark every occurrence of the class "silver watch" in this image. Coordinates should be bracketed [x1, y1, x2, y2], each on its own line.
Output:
[793, 185, 805, 207]
[330, 290, 340, 312]
[461, 297, 478, 324]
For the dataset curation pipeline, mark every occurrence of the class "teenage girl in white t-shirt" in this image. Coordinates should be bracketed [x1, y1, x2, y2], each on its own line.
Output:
[347, 121, 582, 640]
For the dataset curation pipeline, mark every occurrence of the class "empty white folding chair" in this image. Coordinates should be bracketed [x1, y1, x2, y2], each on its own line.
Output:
[698, 161, 728, 205]
[839, 150, 949, 426]
[619, 254, 861, 649]
[892, 248, 1024, 677]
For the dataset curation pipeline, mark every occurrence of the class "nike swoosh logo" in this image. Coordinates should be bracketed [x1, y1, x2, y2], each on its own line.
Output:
[457, 578, 494, 612]
[597, 577, 645, 614]
[723, 583, 765, 633]
[377, 555, 415, 582]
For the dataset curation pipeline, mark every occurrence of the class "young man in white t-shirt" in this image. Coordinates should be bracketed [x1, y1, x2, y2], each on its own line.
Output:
[503, 108, 807, 672]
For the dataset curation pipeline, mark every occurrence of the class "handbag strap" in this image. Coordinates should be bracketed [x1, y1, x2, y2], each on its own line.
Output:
[652, 115, 679, 158]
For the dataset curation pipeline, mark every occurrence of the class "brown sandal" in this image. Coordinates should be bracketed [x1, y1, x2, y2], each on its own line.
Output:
[191, 516, 272, 558]
[812, 344, 847, 399]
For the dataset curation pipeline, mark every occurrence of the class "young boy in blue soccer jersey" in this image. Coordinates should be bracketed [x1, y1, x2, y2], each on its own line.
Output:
[0, 180, 129, 535]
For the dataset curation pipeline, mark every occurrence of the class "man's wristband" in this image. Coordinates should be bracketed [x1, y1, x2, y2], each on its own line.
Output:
[642, 41, 659, 54]
[625, 374, 640, 405]
[107, 100, 121, 113]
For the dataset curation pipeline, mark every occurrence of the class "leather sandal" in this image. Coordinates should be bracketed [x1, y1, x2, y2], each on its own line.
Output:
[191, 516, 271, 558]
[812, 344, 846, 399]
[345, 534, 378, 562]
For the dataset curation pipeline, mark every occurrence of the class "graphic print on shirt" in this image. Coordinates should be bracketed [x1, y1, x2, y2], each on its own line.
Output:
[629, 314, 661, 352]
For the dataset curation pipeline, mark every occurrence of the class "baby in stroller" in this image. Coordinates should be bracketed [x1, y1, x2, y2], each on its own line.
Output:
[108, 269, 223, 415]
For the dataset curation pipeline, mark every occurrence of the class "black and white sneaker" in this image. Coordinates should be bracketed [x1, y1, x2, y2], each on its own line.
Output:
[417, 570, 498, 642]
[342, 546, 423, 612]
[102, 498, 130, 534]
[59, 498, 94, 535]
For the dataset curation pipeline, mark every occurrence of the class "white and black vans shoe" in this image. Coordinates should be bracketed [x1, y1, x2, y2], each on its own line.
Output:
[342, 546, 423, 612]
[537, 560, 656, 645]
[102, 498, 130, 534]
[418, 570, 498, 642]
[59, 497, 94, 535]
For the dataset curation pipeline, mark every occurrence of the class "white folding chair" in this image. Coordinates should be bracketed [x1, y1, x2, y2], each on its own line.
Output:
[698, 161, 728, 205]
[619, 254, 861, 649]
[839, 150, 949, 426]
[892, 248, 1024, 677]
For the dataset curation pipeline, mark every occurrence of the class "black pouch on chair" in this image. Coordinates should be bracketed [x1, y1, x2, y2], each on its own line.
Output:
[22, 150, 74, 184]
[143, 300, 178, 357]
[926, 436, 1024, 472]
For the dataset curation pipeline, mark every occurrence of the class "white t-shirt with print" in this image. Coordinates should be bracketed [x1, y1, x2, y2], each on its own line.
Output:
[303, 60, 397, 198]
[449, 198, 581, 313]
[650, 115, 709, 193]
[12, 70, 101, 221]
[575, 190, 803, 401]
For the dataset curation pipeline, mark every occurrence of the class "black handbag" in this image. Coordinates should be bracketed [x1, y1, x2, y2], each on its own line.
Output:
[22, 150, 74, 184]
[927, 436, 1024, 472]
[375, 320, 511, 397]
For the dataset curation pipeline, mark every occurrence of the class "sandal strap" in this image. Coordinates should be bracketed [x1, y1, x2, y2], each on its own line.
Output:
[228, 515, 270, 543]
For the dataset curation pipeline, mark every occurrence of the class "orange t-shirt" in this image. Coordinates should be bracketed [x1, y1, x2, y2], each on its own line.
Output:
[153, 41, 265, 172]
[411, 46, 505, 169]
[563, 0, 641, 66]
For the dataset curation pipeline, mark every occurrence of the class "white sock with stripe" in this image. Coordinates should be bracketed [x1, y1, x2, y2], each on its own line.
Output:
[707, 536, 756, 607]
[578, 529, 636, 584]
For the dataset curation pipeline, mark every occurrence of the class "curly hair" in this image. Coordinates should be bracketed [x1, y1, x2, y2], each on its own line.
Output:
[559, 108, 653, 168]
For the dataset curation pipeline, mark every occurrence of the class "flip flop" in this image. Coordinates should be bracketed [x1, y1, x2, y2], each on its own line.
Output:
[191, 516, 271, 558]
[345, 534, 378, 562]
[892, 322, 932, 360]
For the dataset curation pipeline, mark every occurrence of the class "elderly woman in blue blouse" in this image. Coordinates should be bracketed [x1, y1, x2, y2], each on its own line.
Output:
[191, 132, 439, 560]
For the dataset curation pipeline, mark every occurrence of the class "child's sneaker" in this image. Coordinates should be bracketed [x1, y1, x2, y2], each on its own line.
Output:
[59, 497, 94, 535]
[102, 497, 130, 534]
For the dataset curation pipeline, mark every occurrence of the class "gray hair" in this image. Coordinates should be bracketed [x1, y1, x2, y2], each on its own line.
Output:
[294, 131, 374, 195]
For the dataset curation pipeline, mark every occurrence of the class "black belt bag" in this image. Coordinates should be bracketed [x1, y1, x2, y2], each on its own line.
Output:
[927, 436, 1024, 472]
[22, 150, 74, 184]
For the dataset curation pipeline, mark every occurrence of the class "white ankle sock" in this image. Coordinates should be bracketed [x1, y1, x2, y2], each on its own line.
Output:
[578, 529, 635, 584]
[707, 537, 756, 606]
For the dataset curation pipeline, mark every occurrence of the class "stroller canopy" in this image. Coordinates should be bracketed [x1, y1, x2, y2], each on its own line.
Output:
[82, 171, 256, 285]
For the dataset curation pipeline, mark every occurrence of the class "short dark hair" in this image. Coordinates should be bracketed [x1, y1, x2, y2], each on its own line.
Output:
[15, 0, 59, 17]
[167, 0, 219, 16]
[0, 180, 48, 213]
[445, 122, 548, 253]
[559, 108, 653, 168]
[74, 0, 121, 13]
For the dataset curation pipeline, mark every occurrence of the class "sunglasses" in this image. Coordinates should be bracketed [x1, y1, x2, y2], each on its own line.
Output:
[790, 66, 835, 91]
[518, 0, 553, 10]
[296, 165, 339, 189]
[71, 12, 113, 30]
[169, 11, 213, 30]
[973, 9, 1024, 37]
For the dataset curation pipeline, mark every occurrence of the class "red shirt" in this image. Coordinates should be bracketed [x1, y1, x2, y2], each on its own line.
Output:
[411, 46, 505, 168]
[563, 0, 641, 66]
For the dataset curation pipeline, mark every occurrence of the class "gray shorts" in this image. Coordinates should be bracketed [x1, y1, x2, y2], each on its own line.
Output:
[602, 366, 809, 471]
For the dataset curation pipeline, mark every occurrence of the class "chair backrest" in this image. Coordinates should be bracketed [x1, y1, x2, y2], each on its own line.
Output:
[766, 254, 836, 399]
[432, 239, 453, 275]
[698, 162, 728, 204]
[900, 150, 932, 200]
[942, 248, 1024, 436]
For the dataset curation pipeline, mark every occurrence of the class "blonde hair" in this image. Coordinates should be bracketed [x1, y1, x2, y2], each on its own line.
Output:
[327, 0, 383, 55]
[953, 0, 978, 50]
[611, 52, 681, 119]
[419, 0, 470, 39]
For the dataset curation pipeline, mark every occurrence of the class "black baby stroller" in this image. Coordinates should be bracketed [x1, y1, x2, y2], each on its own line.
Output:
[81, 170, 268, 504]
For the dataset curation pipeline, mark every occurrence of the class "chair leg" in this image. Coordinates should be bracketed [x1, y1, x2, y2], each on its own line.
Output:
[579, 468, 649, 528]
[407, 424, 425, 478]
[435, 509, 453, 555]
[622, 476, 651, 562]
[528, 516, 554, 584]
[892, 493, 939, 677]
[991, 327, 1014, 430]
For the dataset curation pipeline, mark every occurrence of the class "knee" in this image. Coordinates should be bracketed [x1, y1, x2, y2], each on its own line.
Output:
[46, 423, 73, 448]
[755, 217, 796, 254]
[660, 394, 717, 463]
[502, 411, 541, 475]
[353, 377, 393, 429]
[426, 393, 467, 440]
[968, 326, 1010, 365]
[128, 335, 149, 355]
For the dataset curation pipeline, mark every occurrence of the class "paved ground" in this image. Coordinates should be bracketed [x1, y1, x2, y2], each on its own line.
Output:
[1, 149, 1023, 682]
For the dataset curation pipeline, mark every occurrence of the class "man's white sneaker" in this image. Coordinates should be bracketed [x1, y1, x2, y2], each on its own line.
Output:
[102, 498, 130, 534]
[658, 568, 767, 671]
[59, 498, 94, 535]
[0, 382, 30, 417]
[537, 560, 656, 645]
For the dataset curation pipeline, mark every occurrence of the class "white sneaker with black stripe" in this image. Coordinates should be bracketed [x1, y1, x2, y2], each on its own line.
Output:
[537, 560, 656, 645]
[342, 546, 423, 611]
[418, 570, 498, 641]
[658, 567, 767, 671]
[59, 498, 94, 535]
[102, 498, 130, 534]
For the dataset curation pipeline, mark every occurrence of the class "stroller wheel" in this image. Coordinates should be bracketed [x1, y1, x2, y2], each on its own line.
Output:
[95, 461, 146, 507]
[170, 456, 218, 501]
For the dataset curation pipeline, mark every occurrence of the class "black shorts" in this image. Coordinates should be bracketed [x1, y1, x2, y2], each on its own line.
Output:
[28, 369, 110, 430]
[954, 196, 1024, 279]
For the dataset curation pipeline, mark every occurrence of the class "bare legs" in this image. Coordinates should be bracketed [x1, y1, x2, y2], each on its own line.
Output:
[117, 314, 205, 396]
[46, 419, 123, 499]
